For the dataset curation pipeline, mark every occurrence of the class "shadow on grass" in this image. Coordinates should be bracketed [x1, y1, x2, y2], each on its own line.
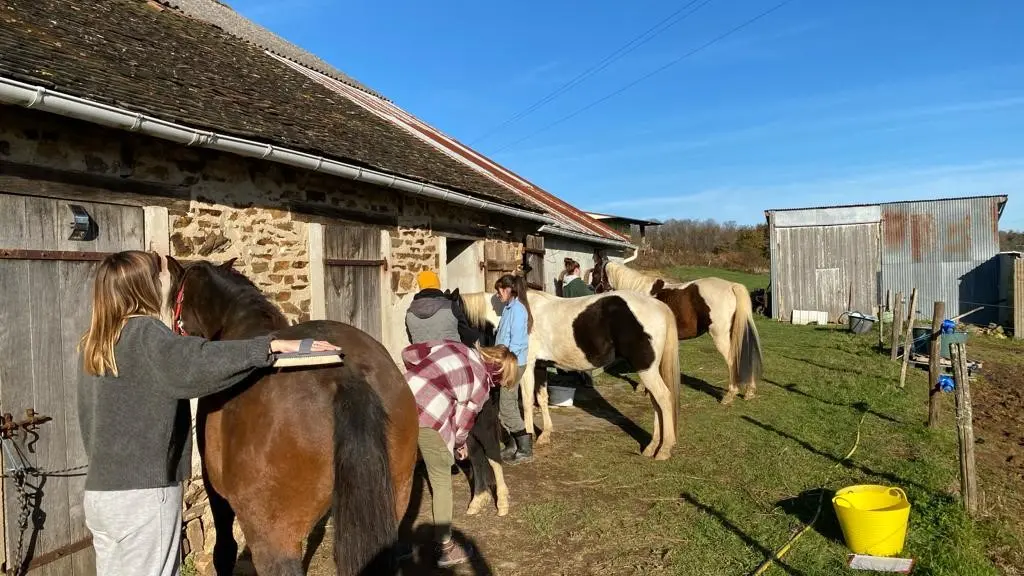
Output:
[683, 374, 725, 401]
[776, 353, 874, 378]
[679, 491, 807, 576]
[762, 378, 901, 424]
[741, 416, 926, 492]
[572, 385, 652, 451]
[775, 488, 845, 546]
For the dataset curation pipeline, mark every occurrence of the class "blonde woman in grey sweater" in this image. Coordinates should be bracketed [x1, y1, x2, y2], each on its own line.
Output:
[77, 251, 338, 576]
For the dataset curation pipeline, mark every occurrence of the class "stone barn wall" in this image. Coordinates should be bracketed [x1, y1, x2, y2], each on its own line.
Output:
[0, 107, 535, 573]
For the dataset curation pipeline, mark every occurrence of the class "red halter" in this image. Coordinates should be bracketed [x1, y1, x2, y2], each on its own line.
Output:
[172, 284, 189, 336]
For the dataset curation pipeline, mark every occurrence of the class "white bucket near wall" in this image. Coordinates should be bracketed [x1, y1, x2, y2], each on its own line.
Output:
[548, 385, 576, 407]
[792, 310, 829, 325]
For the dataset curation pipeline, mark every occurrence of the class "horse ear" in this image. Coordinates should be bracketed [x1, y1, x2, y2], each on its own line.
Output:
[166, 255, 184, 281]
[220, 257, 238, 270]
[651, 279, 665, 296]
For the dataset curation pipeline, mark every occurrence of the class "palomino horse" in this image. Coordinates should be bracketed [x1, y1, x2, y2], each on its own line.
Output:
[460, 289, 681, 460]
[592, 260, 763, 404]
[166, 257, 419, 575]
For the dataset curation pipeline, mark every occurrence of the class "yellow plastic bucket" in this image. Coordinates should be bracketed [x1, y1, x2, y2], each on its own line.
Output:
[832, 484, 911, 556]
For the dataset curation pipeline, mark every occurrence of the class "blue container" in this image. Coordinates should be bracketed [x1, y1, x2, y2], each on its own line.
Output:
[940, 319, 956, 334]
[938, 374, 955, 393]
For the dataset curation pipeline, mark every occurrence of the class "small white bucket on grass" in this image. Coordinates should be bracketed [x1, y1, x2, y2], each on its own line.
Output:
[548, 385, 576, 407]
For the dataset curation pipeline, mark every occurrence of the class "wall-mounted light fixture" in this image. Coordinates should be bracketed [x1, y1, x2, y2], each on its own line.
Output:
[68, 204, 98, 241]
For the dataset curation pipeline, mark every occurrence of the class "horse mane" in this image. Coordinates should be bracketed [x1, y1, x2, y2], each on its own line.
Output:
[606, 262, 660, 293]
[196, 262, 289, 329]
[460, 291, 494, 330]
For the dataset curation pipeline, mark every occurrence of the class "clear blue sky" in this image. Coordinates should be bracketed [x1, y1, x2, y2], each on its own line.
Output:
[230, 0, 1024, 230]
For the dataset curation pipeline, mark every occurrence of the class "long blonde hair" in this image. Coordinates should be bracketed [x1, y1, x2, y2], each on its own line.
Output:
[80, 250, 164, 376]
[476, 344, 519, 389]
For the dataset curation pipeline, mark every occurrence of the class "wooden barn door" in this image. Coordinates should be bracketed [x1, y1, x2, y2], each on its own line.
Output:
[523, 235, 545, 291]
[0, 193, 144, 575]
[483, 240, 518, 289]
[324, 225, 384, 342]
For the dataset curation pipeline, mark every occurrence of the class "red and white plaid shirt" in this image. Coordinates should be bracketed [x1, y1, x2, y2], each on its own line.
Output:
[402, 341, 494, 456]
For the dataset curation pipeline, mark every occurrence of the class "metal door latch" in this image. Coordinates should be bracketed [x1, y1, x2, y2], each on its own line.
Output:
[0, 409, 52, 440]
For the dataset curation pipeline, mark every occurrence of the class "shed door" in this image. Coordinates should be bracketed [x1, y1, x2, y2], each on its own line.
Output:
[0, 193, 144, 575]
[523, 235, 545, 291]
[324, 225, 384, 342]
[483, 240, 518, 290]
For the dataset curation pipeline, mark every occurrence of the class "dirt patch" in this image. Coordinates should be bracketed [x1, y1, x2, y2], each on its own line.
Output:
[968, 341, 1024, 574]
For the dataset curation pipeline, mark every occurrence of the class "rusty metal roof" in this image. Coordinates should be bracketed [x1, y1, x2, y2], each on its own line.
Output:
[764, 194, 1008, 218]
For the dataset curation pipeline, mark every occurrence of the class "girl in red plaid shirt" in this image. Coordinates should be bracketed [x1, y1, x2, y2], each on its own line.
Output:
[402, 340, 518, 567]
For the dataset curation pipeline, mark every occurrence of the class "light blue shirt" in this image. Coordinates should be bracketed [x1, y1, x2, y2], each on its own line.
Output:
[495, 298, 529, 366]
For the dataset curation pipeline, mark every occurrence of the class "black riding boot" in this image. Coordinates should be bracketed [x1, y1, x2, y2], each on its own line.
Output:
[505, 432, 534, 465]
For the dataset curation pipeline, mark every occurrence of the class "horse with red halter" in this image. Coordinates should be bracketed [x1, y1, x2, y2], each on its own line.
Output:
[166, 256, 419, 575]
[590, 259, 763, 404]
[459, 288, 681, 460]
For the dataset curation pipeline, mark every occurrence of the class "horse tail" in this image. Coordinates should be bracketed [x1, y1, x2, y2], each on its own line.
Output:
[729, 282, 764, 388]
[332, 376, 397, 576]
[658, 300, 681, 430]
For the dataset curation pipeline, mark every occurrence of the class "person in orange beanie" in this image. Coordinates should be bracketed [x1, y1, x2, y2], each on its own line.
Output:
[406, 270, 478, 346]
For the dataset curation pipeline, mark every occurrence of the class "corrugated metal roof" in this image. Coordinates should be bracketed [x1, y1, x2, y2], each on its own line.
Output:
[269, 53, 630, 244]
[764, 194, 1008, 217]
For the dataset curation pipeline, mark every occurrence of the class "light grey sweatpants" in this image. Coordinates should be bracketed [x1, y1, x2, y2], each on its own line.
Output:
[499, 364, 527, 433]
[84, 484, 183, 576]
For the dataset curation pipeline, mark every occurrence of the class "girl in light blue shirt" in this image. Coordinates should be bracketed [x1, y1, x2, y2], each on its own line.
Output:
[494, 274, 534, 464]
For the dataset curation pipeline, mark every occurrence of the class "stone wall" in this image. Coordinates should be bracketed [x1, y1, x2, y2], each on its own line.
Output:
[1, 107, 538, 574]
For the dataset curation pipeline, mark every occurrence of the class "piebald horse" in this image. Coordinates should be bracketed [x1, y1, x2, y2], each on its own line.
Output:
[592, 261, 763, 404]
[460, 289, 681, 460]
[166, 257, 419, 575]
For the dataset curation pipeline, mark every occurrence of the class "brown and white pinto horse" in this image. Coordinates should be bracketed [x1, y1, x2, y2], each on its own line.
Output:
[166, 257, 419, 575]
[460, 289, 681, 460]
[592, 261, 763, 404]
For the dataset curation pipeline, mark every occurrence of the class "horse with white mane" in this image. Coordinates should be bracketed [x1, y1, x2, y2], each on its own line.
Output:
[459, 289, 681, 460]
[591, 260, 763, 404]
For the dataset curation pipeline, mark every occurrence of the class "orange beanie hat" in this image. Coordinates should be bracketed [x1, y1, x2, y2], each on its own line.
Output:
[417, 270, 440, 290]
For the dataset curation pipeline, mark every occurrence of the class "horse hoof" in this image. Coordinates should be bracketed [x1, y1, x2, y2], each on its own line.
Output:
[467, 495, 487, 516]
[721, 394, 736, 405]
[743, 392, 756, 401]
[497, 502, 509, 517]
[654, 450, 672, 461]
[641, 445, 657, 458]
[536, 433, 551, 446]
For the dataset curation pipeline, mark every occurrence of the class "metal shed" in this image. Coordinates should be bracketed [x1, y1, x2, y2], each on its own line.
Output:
[765, 195, 1007, 325]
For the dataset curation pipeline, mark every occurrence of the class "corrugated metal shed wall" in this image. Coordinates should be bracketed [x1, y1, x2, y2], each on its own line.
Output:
[880, 197, 1003, 324]
[770, 221, 880, 322]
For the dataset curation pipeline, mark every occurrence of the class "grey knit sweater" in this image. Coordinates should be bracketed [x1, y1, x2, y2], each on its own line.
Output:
[78, 316, 274, 491]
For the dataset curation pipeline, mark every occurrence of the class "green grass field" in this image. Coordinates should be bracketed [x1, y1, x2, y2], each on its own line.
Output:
[663, 265, 770, 291]
[303, 267, 1022, 575]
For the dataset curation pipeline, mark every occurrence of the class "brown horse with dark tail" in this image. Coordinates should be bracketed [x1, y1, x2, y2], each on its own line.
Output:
[166, 256, 419, 575]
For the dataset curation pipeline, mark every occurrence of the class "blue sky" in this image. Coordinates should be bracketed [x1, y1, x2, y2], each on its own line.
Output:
[231, 0, 1024, 229]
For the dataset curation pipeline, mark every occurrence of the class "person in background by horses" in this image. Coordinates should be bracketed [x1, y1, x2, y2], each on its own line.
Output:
[493, 274, 534, 464]
[402, 340, 519, 567]
[560, 258, 594, 298]
[556, 259, 594, 387]
[77, 250, 339, 576]
[406, 270, 479, 346]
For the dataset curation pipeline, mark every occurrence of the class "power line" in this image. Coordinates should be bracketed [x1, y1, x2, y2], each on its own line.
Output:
[489, 0, 797, 155]
[469, 0, 717, 146]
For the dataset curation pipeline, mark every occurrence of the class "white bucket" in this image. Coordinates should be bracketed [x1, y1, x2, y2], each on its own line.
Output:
[548, 385, 575, 407]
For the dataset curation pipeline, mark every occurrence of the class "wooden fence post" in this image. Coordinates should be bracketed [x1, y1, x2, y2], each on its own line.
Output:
[890, 291, 904, 362]
[950, 342, 978, 516]
[898, 289, 918, 388]
[928, 301, 945, 428]
[1015, 259, 1024, 339]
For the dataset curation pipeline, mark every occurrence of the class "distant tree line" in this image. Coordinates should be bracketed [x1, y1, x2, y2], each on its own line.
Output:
[633, 223, 1024, 273]
[635, 218, 769, 273]
[1000, 230, 1024, 252]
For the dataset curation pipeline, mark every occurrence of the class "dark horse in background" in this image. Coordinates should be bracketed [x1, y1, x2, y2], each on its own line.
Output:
[167, 257, 419, 575]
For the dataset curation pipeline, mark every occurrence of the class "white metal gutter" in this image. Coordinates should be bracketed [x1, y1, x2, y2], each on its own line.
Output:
[0, 77, 557, 225]
[538, 224, 635, 250]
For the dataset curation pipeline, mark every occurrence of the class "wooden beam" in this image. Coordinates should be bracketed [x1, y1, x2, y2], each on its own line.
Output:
[0, 249, 111, 262]
[0, 161, 189, 202]
[898, 288, 918, 388]
[928, 301, 945, 428]
[950, 342, 978, 516]
[307, 223, 326, 321]
[890, 291, 904, 362]
[324, 258, 387, 268]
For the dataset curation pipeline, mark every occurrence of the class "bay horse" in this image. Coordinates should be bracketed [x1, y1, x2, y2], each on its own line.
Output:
[460, 289, 681, 460]
[165, 256, 419, 575]
[591, 260, 763, 405]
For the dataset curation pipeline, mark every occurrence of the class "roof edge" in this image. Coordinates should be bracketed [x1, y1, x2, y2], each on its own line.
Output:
[0, 76, 553, 225]
[765, 194, 1009, 215]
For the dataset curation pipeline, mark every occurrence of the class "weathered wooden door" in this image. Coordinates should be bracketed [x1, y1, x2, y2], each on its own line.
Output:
[483, 240, 518, 290]
[324, 225, 384, 342]
[523, 235, 545, 291]
[0, 193, 144, 575]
